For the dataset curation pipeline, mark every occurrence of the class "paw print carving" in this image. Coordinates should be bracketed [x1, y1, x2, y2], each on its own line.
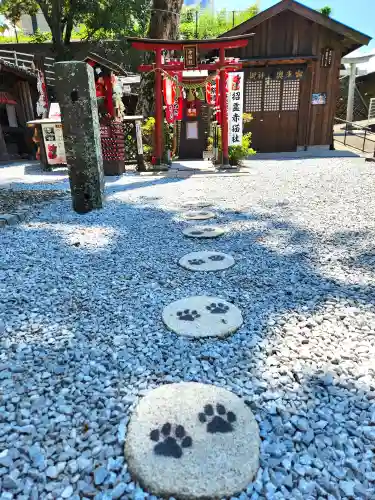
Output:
[198, 403, 237, 434]
[208, 255, 225, 262]
[206, 302, 229, 314]
[188, 259, 206, 266]
[177, 309, 201, 321]
[150, 423, 192, 458]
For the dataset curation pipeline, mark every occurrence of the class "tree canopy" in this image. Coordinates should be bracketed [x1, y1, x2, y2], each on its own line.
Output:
[0, 0, 149, 59]
[180, 4, 259, 40]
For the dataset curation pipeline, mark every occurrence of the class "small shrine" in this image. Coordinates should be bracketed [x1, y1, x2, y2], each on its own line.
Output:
[128, 34, 254, 168]
[28, 52, 144, 174]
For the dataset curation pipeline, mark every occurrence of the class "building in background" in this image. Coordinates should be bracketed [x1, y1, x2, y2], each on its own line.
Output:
[219, 0, 371, 153]
[19, 11, 50, 35]
[184, 0, 213, 9]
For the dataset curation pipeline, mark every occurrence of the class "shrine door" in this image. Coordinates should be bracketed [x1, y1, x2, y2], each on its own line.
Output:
[244, 67, 303, 153]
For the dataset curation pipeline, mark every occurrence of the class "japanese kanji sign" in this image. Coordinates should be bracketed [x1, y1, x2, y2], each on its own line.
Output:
[183, 45, 198, 69]
[248, 68, 305, 81]
[227, 72, 244, 147]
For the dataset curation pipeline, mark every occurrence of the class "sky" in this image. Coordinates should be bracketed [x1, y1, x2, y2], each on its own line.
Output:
[213, 0, 375, 52]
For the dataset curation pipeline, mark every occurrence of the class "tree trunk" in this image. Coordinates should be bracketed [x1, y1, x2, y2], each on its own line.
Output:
[38, 0, 68, 60]
[136, 0, 183, 118]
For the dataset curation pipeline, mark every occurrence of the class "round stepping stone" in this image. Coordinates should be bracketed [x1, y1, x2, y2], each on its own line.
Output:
[125, 382, 260, 499]
[162, 295, 242, 339]
[179, 251, 235, 271]
[183, 225, 225, 238]
[182, 202, 212, 209]
[183, 210, 216, 221]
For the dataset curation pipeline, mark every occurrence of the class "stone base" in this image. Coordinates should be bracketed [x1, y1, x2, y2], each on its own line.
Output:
[153, 164, 169, 172]
[103, 160, 125, 176]
[216, 165, 239, 171]
[125, 382, 260, 499]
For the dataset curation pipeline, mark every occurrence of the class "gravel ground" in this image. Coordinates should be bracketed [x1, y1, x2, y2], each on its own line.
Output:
[1, 157, 375, 500]
[0, 189, 66, 215]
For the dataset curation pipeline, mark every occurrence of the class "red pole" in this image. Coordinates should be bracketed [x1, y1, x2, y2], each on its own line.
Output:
[219, 47, 229, 166]
[155, 48, 163, 165]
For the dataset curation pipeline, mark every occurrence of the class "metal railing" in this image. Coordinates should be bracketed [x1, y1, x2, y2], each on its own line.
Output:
[333, 117, 375, 156]
[369, 98, 375, 121]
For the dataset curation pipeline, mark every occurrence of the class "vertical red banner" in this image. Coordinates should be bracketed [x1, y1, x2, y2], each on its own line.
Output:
[163, 72, 183, 123]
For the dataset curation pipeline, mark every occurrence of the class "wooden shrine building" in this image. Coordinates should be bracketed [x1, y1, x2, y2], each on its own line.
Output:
[220, 0, 371, 153]
[0, 60, 37, 160]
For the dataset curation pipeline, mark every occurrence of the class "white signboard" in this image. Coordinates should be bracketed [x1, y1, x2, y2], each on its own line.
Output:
[227, 72, 244, 147]
[48, 102, 61, 119]
[135, 120, 143, 155]
[186, 121, 198, 140]
[42, 123, 66, 165]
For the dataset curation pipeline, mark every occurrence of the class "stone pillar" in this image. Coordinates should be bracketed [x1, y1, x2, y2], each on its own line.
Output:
[54, 61, 104, 213]
[346, 62, 356, 123]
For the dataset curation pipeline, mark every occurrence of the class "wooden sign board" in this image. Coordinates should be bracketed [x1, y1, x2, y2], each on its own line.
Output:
[184, 45, 198, 69]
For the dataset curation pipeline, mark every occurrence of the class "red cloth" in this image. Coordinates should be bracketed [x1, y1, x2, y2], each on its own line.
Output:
[103, 75, 114, 118]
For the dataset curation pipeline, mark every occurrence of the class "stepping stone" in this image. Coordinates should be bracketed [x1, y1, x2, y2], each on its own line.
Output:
[179, 251, 235, 271]
[183, 210, 216, 221]
[182, 202, 213, 209]
[125, 382, 260, 499]
[183, 225, 225, 238]
[162, 295, 242, 338]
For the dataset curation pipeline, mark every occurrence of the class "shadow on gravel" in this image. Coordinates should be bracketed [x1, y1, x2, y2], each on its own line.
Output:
[1, 195, 375, 498]
[4, 198, 375, 349]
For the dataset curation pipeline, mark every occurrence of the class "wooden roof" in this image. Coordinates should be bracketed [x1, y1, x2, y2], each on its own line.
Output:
[220, 0, 371, 49]
[0, 59, 37, 82]
[84, 52, 128, 76]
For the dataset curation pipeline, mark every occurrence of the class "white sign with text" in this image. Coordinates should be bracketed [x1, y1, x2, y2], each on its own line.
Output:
[227, 72, 244, 147]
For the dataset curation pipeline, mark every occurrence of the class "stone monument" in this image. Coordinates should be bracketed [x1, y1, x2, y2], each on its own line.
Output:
[54, 61, 104, 213]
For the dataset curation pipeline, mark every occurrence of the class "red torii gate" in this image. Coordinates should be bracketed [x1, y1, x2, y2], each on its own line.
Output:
[128, 34, 253, 168]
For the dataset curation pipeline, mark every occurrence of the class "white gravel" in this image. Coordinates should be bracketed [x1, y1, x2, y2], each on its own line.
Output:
[1, 157, 375, 499]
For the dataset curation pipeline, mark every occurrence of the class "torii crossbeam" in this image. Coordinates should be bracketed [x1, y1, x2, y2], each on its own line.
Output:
[128, 34, 254, 168]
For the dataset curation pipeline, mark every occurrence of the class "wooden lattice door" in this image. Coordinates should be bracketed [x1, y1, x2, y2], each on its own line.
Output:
[244, 68, 303, 152]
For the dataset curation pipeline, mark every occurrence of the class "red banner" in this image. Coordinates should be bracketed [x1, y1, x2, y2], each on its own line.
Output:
[206, 79, 217, 106]
[163, 72, 182, 124]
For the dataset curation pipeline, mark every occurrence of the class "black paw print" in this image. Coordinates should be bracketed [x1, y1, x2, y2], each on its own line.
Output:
[198, 404, 237, 434]
[150, 423, 192, 458]
[177, 309, 201, 321]
[188, 259, 206, 266]
[206, 302, 229, 314]
[208, 254, 225, 262]
[190, 231, 203, 235]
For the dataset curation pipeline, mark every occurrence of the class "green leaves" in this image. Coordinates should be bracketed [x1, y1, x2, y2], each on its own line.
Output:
[319, 6, 332, 17]
[0, 0, 39, 25]
[180, 3, 259, 40]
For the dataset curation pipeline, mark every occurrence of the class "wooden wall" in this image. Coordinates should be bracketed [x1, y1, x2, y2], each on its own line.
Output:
[229, 10, 344, 148]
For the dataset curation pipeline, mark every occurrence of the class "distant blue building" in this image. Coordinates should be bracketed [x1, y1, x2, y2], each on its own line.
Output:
[184, 0, 211, 8]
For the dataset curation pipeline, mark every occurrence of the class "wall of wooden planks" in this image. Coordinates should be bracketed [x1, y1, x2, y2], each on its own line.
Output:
[227, 10, 346, 149]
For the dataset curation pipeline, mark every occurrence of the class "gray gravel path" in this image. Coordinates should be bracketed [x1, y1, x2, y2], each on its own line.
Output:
[1, 157, 374, 499]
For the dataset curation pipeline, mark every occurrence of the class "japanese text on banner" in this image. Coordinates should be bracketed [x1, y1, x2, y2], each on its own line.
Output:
[227, 72, 244, 146]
